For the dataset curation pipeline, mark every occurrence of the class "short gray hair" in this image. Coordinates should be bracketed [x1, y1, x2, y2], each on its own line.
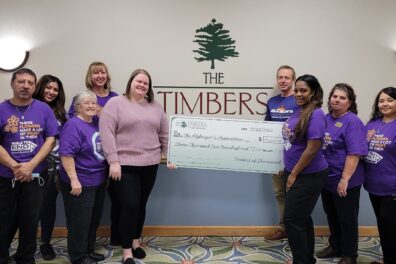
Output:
[73, 90, 97, 112]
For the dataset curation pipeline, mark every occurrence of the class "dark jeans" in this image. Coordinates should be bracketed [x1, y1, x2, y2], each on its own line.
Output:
[0, 176, 46, 264]
[284, 169, 328, 264]
[321, 185, 360, 259]
[369, 193, 396, 264]
[40, 169, 59, 243]
[114, 165, 158, 249]
[61, 181, 105, 264]
[108, 179, 121, 245]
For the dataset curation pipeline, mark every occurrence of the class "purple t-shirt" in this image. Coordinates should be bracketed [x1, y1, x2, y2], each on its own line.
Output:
[265, 94, 298, 122]
[59, 117, 107, 187]
[282, 107, 328, 174]
[323, 112, 368, 192]
[0, 99, 59, 178]
[67, 91, 118, 119]
[364, 118, 396, 196]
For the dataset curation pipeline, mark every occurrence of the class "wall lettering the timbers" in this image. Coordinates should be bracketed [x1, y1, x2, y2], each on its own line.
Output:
[154, 18, 272, 118]
[203, 72, 224, 84]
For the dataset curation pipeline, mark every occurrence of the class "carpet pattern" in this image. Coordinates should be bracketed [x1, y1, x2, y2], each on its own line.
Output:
[10, 236, 382, 263]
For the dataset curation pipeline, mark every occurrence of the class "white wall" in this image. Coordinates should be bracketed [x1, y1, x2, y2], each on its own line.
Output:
[2, 0, 396, 119]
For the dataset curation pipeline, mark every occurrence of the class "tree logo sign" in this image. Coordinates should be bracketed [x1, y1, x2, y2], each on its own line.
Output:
[193, 19, 239, 69]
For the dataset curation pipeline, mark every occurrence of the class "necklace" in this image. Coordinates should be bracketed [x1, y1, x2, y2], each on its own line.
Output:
[15, 103, 32, 120]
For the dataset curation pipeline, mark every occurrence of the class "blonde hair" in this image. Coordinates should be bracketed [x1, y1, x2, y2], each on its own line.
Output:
[85, 61, 112, 91]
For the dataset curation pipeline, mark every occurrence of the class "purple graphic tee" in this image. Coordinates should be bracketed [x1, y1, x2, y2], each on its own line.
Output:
[0, 99, 59, 178]
[59, 117, 107, 187]
[364, 118, 396, 196]
[265, 94, 298, 122]
[323, 112, 368, 193]
[282, 107, 328, 174]
[67, 91, 118, 120]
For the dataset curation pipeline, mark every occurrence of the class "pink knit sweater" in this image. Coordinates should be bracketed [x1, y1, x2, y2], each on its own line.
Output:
[99, 96, 168, 166]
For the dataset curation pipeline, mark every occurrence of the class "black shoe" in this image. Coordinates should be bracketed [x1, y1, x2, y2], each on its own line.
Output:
[316, 245, 341, 258]
[40, 243, 56, 260]
[338, 256, 357, 264]
[80, 257, 97, 264]
[89, 252, 105, 261]
[8, 253, 15, 263]
[132, 247, 146, 259]
[123, 258, 136, 264]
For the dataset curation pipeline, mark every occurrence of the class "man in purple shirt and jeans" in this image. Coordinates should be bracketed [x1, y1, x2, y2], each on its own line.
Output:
[0, 68, 58, 264]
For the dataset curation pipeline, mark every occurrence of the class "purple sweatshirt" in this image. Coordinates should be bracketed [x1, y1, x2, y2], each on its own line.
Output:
[99, 96, 168, 166]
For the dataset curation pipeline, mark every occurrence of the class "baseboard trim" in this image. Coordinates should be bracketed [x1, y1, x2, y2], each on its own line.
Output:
[49, 226, 378, 238]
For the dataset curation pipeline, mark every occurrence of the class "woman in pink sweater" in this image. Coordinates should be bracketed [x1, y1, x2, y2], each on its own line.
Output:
[99, 69, 173, 264]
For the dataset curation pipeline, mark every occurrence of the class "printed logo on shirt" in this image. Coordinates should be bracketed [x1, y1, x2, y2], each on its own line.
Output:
[97, 105, 103, 116]
[4, 115, 19, 133]
[367, 132, 391, 152]
[11, 141, 37, 153]
[335, 121, 343, 128]
[270, 106, 294, 114]
[282, 123, 293, 151]
[92, 132, 105, 161]
[322, 132, 333, 149]
[364, 151, 383, 164]
[367, 129, 376, 142]
[18, 121, 43, 140]
[283, 140, 292, 151]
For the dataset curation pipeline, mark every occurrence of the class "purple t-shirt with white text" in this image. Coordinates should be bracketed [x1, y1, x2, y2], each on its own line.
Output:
[364, 118, 396, 196]
[59, 117, 107, 187]
[323, 112, 367, 193]
[265, 94, 298, 122]
[0, 99, 59, 178]
[282, 107, 328, 174]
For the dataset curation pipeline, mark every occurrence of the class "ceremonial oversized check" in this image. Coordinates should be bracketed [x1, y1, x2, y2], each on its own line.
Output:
[168, 116, 284, 173]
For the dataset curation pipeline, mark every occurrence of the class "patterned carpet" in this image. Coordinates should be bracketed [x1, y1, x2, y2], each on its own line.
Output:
[10, 236, 382, 264]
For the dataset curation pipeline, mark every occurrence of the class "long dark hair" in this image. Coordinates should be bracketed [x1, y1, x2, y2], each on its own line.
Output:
[327, 83, 358, 115]
[294, 74, 323, 140]
[125, 69, 154, 103]
[34, 75, 67, 124]
[370, 87, 396, 120]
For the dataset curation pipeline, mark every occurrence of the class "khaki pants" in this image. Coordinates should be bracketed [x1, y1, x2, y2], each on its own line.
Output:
[272, 172, 287, 231]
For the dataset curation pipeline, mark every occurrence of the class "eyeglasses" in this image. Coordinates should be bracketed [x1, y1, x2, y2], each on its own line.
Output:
[79, 101, 97, 106]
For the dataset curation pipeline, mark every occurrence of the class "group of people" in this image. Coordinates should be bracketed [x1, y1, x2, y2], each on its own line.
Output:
[0, 63, 394, 264]
[265, 65, 396, 264]
[0, 63, 174, 264]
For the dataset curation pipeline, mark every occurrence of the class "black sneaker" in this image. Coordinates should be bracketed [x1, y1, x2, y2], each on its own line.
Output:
[122, 258, 135, 264]
[132, 247, 146, 259]
[89, 252, 105, 261]
[40, 243, 56, 260]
